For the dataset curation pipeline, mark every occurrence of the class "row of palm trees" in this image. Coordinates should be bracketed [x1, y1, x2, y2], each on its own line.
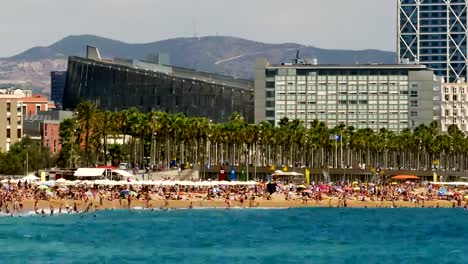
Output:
[59, 101, 468, 172]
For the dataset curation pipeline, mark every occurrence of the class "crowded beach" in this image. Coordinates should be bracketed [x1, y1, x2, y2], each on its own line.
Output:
[0, 173, 467, 216]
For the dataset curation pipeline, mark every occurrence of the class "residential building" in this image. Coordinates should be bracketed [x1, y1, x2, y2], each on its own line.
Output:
[254, 58, 440, 132]
[22, 94, 50, 117]
[440, 79, 468, 133]
[0, 95, 23, 152]
[51, 71, 67, 110]
[23, 110, 73, 154]
[398, 0, 468, 82]
[63, 46, 254, 123]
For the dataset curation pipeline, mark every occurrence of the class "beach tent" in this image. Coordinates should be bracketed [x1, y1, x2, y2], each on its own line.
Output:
[22, 174, 40, 182]
[74, 168, 106, 178]
[113, 169, 135, 178]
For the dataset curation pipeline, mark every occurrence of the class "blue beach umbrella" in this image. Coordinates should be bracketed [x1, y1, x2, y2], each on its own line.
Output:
[120, 190, 131, 197]
[230, 166, 236, 181]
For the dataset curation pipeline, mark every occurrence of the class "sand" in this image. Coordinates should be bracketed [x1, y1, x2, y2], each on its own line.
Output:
[14, 196, 457, 214]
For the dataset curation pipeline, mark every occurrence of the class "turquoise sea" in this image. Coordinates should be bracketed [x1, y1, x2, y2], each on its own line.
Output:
[0, 208, 466, 263]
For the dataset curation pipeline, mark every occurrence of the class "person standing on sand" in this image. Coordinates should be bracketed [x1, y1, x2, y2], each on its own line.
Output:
[34, 200, 39, 214]
[127, 195, 132, 209]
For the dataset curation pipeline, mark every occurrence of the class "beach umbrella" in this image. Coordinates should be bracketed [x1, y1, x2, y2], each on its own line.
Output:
[297, 185, 306, 189]
[37, 185, 48, 190]
[353, 187, 360, 191]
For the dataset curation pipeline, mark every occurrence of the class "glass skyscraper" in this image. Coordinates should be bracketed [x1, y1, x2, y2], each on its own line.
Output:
[398, 0, 468, 82]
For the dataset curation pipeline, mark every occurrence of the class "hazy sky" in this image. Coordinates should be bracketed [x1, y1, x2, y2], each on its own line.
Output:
[0, 0, 396, 57]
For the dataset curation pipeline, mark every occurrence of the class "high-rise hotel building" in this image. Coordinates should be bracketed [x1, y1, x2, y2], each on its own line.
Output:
[398, 0, 468, 82]
[254, 59, 440, 133]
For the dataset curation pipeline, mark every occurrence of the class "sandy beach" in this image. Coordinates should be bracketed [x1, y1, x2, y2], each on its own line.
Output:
[16, 196, 458, 215]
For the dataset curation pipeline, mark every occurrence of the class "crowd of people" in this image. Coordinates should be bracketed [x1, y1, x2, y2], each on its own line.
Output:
[0, 178, 466, 216]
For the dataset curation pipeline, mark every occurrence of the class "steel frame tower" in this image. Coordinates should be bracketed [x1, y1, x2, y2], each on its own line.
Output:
[398, 0, 468, 82]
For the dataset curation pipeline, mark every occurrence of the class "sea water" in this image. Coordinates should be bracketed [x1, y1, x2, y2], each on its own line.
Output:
[0, 208, 466, 263]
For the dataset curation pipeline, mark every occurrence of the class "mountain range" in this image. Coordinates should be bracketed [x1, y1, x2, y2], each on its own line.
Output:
[0, 35, 397, 95]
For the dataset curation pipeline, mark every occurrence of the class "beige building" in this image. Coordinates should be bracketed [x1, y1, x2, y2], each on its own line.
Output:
[0, 95, 23, 152]
[441, 80, 468, 133]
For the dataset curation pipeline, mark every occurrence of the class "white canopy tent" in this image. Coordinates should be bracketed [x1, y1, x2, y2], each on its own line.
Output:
[21, 174, 40, 181]
[74, 168, 107, 178]
[429, 181, 468, 186]
[113, 170, 136, 178]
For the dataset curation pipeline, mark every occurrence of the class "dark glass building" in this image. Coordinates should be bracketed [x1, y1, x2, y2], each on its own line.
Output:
[398, 0, 468, 82]
[51, 71, 67, 109]
[63, 56, 254, 123]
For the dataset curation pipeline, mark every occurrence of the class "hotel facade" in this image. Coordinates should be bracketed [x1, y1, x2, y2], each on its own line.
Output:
[255, 59, 440, 132]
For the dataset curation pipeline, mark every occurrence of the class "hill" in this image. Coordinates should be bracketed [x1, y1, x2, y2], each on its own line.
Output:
[0, 35, 396, 94]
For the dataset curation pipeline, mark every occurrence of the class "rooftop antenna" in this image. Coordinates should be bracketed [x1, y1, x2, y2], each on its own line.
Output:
[293, 50, 301, 64]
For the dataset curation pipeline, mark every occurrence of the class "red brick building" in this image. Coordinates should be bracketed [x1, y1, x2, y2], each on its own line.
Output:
[21, 95, 54, 117]
[41, 121, 61, 154]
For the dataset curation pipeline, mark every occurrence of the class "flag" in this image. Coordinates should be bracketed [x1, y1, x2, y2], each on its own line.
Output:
[433, 172, 438, 182]
[230, 166, 236, 181]
[305, 168, 310, 185]
[219, 167, 226, 181]
[322, 170, 330, 183]
[240, 168, 246, 181]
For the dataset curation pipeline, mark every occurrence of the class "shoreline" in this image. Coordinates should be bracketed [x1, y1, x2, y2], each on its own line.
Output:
[4, 197, 460, 216]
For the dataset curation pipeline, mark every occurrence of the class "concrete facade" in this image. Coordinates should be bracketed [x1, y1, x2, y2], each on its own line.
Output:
[255, 59, 440, 132]
[0, 97, 23, 152]
[441, 80, 468, 133]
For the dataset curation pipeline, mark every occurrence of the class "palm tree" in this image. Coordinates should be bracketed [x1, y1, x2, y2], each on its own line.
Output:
[93, 110, 114, 165]
[75, 101, 100, 166]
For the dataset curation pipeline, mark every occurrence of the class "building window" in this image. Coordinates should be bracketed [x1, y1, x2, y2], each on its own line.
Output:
[36, 105, 40, 114]
[6, 129, 10, 138]
[453, 87, 457, 93]
[444, 95, 449, 101]
[44, 125, 48, 137]
[266, 110, 275, 117]
[461, 88, 465, 94]
[453, 95, 458, 101]
[444, 87, 449, 94]
[22, 106, 26, 116]
[17, 119, 20, 125]
[410, 100, 418, 107]
[6, 117, 10, 126]
[266, 81, 275, 88]
[266, 91, 275, 98]
[266, 101, 275, 107]
[6, 103, 10, 112]
[17, 129, 21, 139]
[410, 91, 418, 97]
[410, 111, 418, 117]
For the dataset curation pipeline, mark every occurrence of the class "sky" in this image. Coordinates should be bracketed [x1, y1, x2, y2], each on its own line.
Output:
[0, 0, 397, 57]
